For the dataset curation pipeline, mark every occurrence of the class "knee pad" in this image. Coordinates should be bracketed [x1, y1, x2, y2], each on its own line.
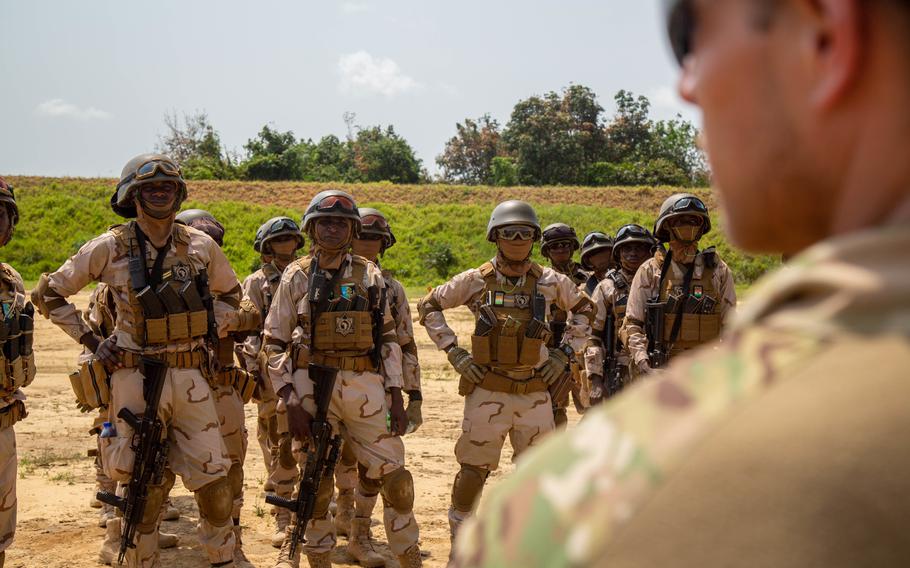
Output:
[380, 467, 415, 514]
[451, 464, 489, 513]
[340, 441, 357, 467]
[135, 483, 167, 532]
[357, 463, 381, 496]
[228, 463, 244, 500]
[278, 434, 295, 469]
[312, 474, 335, 519]
[195, 477, 233, 527]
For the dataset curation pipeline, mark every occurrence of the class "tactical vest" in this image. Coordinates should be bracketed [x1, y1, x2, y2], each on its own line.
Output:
[110, 223, 211, 347]
[470, 262, 547, 371]
[658, 250, 721, 351]
[260, 262, 282, 319]
[606, 269, 631, 337]
[90, 285, 116, 339]
[0, 265, 36, 399]
[298, 256, 375, 357]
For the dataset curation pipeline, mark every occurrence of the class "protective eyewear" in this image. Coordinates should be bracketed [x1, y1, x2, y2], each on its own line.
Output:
[497, 225, 536, 241]
[315, 195, 356, 213]
[361, 214, 389, 230]
[357, 234, 385, 242]
[671, 196, 707, 214]
[582, 232, 612, 247]
[118, 159, 182, 189]
[666, 0, 695, 65]
[547, 241, 574, 250]
[615, 224, 651, 241]
[269, 217, 300, 233]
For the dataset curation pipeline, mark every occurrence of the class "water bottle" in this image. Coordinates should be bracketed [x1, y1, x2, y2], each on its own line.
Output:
[99, 421, 117, 438]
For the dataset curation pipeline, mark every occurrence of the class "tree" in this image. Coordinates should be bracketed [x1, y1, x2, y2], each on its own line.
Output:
[352, 126, 421, 183]
[436, 114, 506, 185]
[604, 90, 653, 164]
[242, 125, 305, 180]
[157, 111, 237, 180]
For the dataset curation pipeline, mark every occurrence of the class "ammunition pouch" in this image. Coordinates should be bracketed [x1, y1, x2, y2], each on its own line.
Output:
[130, 282, 209, 347]
[0, 399, 26, 429]
[312, 311, 374, 353]
[0, 352, 35, 399]
[664, 312, 721, 348]
[120, 349, 206, 369]
[470, 333, 544, 368]
[291, 344, 310, 370]
[69, 358, 111, 411]
[215, 366, 256, 403]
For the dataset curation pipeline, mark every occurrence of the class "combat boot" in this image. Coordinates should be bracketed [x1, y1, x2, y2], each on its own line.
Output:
[232, 525, 255, 568]
[264, 478, 276, 493]
[396, 544, 422, 568]
[306, 551, 332, 568]
[274, 526, 299, 568]
[272, 506, 292, 548]
[158, 531, 179, 549]
[98, 501, 116, 528]
[347, 517, 384, 567]
[162, 500, 180, 521]
[333, 488, 354, 537]
[447, 508, 468, 563]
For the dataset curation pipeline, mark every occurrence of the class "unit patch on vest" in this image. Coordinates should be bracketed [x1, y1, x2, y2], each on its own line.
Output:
[693, 285, 704, 299]
[336, 313, 355, 336]
[169, 263, 192, 282]
[488, 291, 530, 309]
[340, 284, 355, 300]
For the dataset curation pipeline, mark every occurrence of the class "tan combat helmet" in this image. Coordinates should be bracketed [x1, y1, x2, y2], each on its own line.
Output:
[110, 153, 187, 218]
[175, 208, 225, 246]
[358, 207, 396, 254]
[486, 200, 541, 242]
[611, 224, 657, 262]
[579, 232, 614, 270]
[254, 216, 304, 254]
[653, 193, 711, 243]
[301, 189, 362, 235]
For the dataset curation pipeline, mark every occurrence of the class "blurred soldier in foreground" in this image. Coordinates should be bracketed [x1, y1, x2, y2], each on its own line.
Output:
[453, 0, 910, 566]
[585, 224, 656, 404]
[33, 154, 244, 567]
[622, 193, 736, 373]
[330, 207, 423, 566]
[539, 223, 590, 426]
[0, 178, 36, 568]
[176, 208, 260, 567]
[240, 216, 305, 547]
[579, 231, 614, 295]
[264, 190, 421, 568]
[418, 201, 593, 557]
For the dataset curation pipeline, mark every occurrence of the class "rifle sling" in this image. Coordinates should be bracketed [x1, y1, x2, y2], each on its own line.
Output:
[134, 224, 172, 290]
[666, 259, 697, 351]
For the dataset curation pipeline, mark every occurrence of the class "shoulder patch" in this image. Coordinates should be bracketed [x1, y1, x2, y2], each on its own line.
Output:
[478, 262, 496, 278]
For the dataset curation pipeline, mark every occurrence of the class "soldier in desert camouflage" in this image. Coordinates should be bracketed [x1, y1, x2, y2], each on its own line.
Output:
[453, 1, 910, 566]
[264, 190, 421, 568]
[0, 177, 36, 568]
[418, 201, 594, 557]
[33, 154, 245, 568]
[578, 232, 614, 296]
[239, 216, 305, 548]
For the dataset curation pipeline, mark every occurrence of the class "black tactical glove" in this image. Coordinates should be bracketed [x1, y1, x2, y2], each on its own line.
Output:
[447, 346, 485, 384]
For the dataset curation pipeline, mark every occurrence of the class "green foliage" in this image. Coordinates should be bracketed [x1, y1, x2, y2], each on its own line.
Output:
[422, 242, 458, 280]
[352, 126, 422, 183]
[243, 125, 305, 180]
[157, 111, 238, 181]
[437, 114, 507, 185]
[586, 159, 689, 187]
[490, 157, 519, 187]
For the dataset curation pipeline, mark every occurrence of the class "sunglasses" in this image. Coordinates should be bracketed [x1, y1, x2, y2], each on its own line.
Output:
[315, 195, 356, 213]
[497, 225, 536, 241]
[547, 241, 574, 250]
[666, 0, 695, 65]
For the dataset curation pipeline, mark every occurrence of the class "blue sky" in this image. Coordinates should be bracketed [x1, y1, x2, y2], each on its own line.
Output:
[0, 0, 697, 177]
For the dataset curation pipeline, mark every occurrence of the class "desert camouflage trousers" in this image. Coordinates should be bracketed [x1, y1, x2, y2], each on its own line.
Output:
[293, 367, 419, 555]
[456, 387, 555, 470]
[212, 383, 248, 518]
[102, 366, 234, 566]
[257, 395, 298, 504]
[0, 425, 16, 554]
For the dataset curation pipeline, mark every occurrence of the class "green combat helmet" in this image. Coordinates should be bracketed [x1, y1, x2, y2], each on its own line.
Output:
[110, 153, 187, 218]
[612, 224, 657, 262]
[254, 216, 304, 254]
[359, 207, 396, 253]
[175, 208, 225, 246]
[580, 232, 614, 270]
[653, 193, 711, 243]
[486, 200, 541, 242]
[541, 223, 581, 258]
[301, 189, 362, 235]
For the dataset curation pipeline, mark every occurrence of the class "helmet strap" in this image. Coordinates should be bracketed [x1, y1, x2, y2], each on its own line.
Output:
[495, 249, 531, 276]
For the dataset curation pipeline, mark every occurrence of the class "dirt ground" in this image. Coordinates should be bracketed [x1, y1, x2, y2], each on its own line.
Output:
[5, 290, 581, 568]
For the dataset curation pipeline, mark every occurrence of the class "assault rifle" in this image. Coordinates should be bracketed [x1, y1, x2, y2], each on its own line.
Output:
[266, 363, 342, 560]
[603, 311, 623, 396]
[97, 357, 170, 565]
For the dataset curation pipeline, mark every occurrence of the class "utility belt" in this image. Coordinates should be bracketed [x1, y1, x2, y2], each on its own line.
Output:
[458, 367, 547, 396]
[121, 349, 207, 369]
[292, 345, 377, 373]
[0, 399, 26, 429]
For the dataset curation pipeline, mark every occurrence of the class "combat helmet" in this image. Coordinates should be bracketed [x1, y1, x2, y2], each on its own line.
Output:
[254, 216, 304, 254]
[486, 200, 540, 242]
[358, 207, 396, 253]
[653, 193, 711, 243]
[175, 208, 225, 246]
[111, 153, 187, 218]
[301, 190, 361, 235]
[541, 223, 580, 258]
[579, 232, 614, 270]
[612, 224, 657, 261]
[0, 177, 20, 228]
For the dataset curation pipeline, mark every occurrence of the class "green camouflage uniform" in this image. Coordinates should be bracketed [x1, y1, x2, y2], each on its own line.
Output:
[452, 223, 910, 567]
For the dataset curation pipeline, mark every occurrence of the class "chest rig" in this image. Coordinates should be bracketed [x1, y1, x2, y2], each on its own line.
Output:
[470, 262, 549, 372]
[657, 249, 721, 351]
[297, 256, 383, 371]
[0, 265, 35, 400]
[112, 223, 212, 348]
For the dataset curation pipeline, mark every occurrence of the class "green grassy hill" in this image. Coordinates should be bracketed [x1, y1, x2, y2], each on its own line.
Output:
[6, 177, 778, 289]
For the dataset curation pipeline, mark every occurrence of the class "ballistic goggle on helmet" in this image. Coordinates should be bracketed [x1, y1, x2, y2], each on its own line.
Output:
[254, 216, 304, 254]
[301, 190, 361, 234]
[653, 193, 711, 243]
[111, 153, 187, 218]
[541, 223, 580, 255]
[612, 224, 657, 261]
[579, 232, 614, 269]
[358, 207, 396, 252]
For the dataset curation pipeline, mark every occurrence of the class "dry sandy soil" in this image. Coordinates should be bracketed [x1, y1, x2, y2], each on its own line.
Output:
[5, 290, 581, 568]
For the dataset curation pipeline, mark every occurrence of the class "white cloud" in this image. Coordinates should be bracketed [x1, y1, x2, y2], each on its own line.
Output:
[35, 99, 112, 121]
[341, 2, 370, 14]
[337, 51, 420, 97]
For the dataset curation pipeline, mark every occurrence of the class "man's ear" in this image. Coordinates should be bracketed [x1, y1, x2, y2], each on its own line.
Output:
[796, 0, 863, 110]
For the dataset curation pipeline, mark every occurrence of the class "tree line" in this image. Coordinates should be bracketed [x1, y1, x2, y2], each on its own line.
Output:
[159, 85, 708, 187]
